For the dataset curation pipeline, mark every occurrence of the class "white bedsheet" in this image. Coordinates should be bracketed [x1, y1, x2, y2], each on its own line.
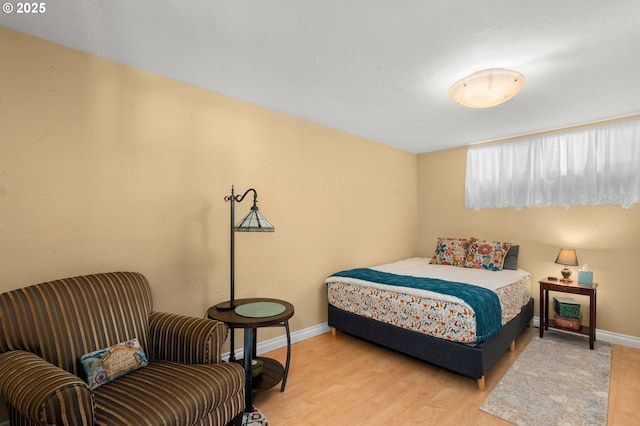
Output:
[372, 257, 530, 290]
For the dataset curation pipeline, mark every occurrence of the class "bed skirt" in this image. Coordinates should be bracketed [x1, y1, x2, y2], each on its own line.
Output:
[328, 297, 534, 383]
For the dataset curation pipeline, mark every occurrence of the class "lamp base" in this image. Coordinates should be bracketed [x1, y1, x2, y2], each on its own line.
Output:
[560, 267, 572, 281]
[215, 301, 235, 311]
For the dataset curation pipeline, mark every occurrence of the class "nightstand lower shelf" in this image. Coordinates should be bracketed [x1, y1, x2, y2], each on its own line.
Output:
[545, 320, 590, 336]
[235, 357, 285, 393]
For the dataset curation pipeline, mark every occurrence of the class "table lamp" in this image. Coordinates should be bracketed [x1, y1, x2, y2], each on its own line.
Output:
[555, 248, 578, 282]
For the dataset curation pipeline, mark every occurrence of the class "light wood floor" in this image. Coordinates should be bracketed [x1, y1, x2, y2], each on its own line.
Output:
[255, 327, 640, 425]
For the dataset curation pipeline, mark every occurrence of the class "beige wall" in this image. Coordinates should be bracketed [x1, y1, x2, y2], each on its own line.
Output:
[2, 24, 638, 351]
[418, 147, 640, 338]
[0, 27, 417, 341]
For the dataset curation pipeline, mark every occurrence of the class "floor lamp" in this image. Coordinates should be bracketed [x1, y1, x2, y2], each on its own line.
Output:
[216, 185, 275, 311]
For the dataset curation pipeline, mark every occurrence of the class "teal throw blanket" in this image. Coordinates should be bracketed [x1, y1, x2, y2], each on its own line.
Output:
[330, 268, 502, 342]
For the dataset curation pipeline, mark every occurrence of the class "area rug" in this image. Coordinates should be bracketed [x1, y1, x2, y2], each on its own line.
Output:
[480, 332, 611, 426]
[242, 407, 269, 426]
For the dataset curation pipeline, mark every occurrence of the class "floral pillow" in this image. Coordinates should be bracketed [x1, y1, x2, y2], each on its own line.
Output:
[430, 237, 469, 267]
[464, 237, 512, 271]
[80, 338, 148, 390]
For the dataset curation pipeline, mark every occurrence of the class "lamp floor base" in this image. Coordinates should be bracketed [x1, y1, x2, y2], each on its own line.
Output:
[215, 301, 235, 311]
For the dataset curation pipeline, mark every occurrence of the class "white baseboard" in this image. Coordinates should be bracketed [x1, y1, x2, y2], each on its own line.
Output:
[533, 316, 640, 348]
[0, 318, 630, 375]
[223, 322, 332, 361]
[223, 318, 640, 360]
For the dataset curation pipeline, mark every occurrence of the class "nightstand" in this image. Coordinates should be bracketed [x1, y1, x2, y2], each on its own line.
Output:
[539, 278, 598, 349]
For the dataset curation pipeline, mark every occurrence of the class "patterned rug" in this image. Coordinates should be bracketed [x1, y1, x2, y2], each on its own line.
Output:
[480, 332, 611, 426]
[242, 407, 269, 426]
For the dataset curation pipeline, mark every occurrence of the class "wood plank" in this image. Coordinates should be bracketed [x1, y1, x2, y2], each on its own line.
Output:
[255, 328, 532, 424]
[255, 327, 640, 425]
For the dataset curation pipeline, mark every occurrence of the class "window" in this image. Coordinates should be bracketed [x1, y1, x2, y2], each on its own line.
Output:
[465, 118, 640, 210]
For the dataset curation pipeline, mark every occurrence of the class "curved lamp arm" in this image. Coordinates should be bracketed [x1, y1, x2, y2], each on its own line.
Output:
[224, 187, 258, 205]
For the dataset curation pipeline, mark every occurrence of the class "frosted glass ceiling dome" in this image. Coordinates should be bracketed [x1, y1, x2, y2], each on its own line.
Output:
[449, 68, 525, 108]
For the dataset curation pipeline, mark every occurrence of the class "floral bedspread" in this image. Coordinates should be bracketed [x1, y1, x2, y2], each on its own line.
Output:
[326, 261, 531, 344]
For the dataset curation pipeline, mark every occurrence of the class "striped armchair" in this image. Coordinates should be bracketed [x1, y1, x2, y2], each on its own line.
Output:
[0, 272, 245, 426]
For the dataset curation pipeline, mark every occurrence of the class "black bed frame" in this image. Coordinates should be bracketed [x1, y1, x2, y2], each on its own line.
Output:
[328, 298, 534, 390]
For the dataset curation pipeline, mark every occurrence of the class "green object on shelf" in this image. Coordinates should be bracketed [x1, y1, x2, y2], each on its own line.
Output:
[251, 359, 264, 377]
[235, 302, 285, 318]
[553, 297, 581, 319]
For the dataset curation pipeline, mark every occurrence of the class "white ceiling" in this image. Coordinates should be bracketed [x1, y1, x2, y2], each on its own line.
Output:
[2, 1, 639, 154]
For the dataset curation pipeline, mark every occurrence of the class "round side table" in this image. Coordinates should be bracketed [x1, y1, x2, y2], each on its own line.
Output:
[207, 297, 294, 413]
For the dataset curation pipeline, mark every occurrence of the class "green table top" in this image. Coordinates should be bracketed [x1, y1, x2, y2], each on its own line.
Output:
[234, 301, 286, 318]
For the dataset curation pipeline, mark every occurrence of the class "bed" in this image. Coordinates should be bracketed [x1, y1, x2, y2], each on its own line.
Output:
[326, 240, 533, 391]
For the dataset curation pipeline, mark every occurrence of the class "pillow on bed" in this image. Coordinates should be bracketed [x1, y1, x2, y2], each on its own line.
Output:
[430, 237, 469, 267]
[503, 245, 519, 270]
[464, 237, 512, 271]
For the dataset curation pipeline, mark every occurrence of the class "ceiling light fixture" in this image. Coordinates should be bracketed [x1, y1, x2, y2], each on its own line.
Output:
[448, 68, 525, 108]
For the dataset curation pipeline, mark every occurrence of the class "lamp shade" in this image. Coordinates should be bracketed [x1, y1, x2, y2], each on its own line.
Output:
[448, 68, 525, 108]
[235, 205, 275, 232]
[555, 248, 578, 266]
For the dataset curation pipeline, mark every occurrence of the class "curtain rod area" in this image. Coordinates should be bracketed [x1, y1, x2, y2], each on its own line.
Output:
[469, 113, 640, 147]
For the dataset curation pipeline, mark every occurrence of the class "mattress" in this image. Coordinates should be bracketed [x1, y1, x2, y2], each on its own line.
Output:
[326, 257, 531, 344]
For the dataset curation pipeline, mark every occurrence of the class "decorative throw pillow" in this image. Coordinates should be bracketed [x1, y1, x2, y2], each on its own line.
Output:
[430, 237, 469, 267]
[503, 245, 519, 270]
[80, 338, 148, 390]
[465, 237, 512, 271]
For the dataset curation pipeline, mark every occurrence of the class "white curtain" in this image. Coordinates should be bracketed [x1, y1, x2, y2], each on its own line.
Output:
[465, 118, 640, 210]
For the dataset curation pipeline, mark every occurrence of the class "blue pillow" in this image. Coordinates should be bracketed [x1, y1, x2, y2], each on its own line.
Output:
[80, 338, 148, 390]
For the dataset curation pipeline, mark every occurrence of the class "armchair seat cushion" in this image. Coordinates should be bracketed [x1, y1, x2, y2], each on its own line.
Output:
[93, 361, 244, 425]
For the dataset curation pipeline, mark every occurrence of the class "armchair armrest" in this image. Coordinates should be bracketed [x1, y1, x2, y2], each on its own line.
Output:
[149, 311, 229, 364]
[0, 351, 94, 425]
